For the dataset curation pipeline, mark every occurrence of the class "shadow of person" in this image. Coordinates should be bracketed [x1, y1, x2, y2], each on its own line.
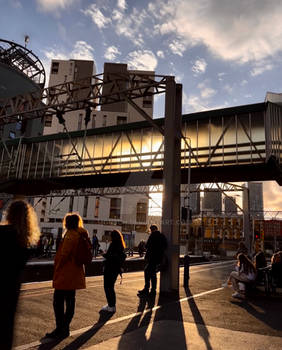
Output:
[230, 295, 282, 331]
[60, 312, 113, 350]
[38, 335, 67, 350]
[117, 294, 156, 349]
[148, 291, 187, 350]
[185, 287, 213, 350]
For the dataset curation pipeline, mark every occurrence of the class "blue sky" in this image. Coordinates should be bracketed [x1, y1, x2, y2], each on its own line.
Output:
[1, 0, 282, 212]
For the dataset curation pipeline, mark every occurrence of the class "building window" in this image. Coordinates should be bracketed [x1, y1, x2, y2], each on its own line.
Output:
[51, 61, 59, 74]
[44, 115, 52, 127]
[103, 115, 107, 127]
[94, 197, 100, 218]
[117, 116, 127, 125]
[109, 197, 121, 219]
[136, 202, 148, 222]
[143, 95, 152, 108]
[92, 114, 96, 128]
[9, 131, 16, 139]
[69, 196, 74, 212]
[78, 113, 83, 130]
[83, 196, 88, 217]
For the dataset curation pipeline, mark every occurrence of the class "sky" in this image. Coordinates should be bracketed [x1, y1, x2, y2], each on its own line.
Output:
[1, 0, 282, 214]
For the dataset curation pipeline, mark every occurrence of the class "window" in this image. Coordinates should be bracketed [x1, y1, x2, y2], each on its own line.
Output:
[51, 61, 59, 74]
[109, 197, 121, 219]
[78, 113, 83, 130]
[9, 131, 16, 139]
[136, 202, 148, 222]
[117, 116, 127, 125]
[94, 197, 100, 218]
[44, 115, 52, 127]
[103, 115, 107, 127]
[143, 95, 152, 108]
[83, 196, 88, 217]
[92, 114, 96, 128]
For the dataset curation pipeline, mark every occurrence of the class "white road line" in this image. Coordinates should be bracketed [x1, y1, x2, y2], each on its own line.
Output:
[14, 286, 224, 350]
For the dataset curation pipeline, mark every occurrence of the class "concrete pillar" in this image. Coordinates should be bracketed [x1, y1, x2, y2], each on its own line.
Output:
[160, 80, 182, 293]
[243, 186, 253, 256]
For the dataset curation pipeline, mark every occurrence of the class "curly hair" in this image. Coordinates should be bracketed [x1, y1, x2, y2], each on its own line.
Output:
[4, 199, 40, 247]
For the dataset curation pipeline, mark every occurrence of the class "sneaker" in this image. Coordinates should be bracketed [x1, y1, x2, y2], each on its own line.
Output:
[100, 304, 116, 313]
[232, 292, 245, 299]
[137, 289, 149, 296]
[222, 282, 231, 288]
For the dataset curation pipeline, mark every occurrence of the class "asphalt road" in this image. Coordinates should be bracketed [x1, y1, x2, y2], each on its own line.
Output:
[12, 261, 282, 350]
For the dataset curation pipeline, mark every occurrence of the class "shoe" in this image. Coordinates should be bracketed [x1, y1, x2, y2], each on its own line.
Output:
[137, 289, 149, 296]
[100, 304, 116, 313]
[45, 328, 69, 339]
[232, 292, 245, 299]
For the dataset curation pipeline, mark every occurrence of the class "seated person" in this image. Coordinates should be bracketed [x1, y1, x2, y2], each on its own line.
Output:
[222, 253, 257, 299]
[253, 250, 267, 284]
[271, 251, 282, 287]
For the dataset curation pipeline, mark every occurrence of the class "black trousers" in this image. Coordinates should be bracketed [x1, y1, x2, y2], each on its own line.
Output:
[53, 289, 76, 331]
[144, 262, 157, 292]
[104, 269, 119, 307]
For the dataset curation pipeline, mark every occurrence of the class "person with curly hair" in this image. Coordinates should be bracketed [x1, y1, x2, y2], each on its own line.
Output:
[1, 199, 40, 350]
[45, 213, 89, 340]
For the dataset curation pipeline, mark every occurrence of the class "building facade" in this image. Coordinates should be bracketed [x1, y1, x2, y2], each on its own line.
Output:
[36, 61, 154, 248]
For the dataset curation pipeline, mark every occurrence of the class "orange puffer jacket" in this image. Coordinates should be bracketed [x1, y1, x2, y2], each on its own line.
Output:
[53, 228, 87, 290]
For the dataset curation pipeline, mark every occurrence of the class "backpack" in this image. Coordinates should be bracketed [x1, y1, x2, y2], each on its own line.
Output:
[75, 232, 93, 266]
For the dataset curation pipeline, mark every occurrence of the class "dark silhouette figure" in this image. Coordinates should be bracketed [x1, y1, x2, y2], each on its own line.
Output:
[1, 200, 40, 350]
[138, 225, 167, 297]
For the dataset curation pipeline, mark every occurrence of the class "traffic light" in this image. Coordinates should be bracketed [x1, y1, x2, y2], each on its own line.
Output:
[254, 230, 260, 240]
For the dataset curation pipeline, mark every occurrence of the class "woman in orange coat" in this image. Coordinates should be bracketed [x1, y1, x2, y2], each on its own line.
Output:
[45, 213, 88, 340]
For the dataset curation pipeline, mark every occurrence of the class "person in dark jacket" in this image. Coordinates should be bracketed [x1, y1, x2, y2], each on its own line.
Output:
[137, 225, 167, 297]
[100, 229, 126, 313]
[1, 200, 40, 350]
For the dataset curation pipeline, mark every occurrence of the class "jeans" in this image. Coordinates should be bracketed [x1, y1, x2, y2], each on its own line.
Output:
[53, 289, 76, 331]
[144, 262, 157, 292]
[104, 269, 119, 307]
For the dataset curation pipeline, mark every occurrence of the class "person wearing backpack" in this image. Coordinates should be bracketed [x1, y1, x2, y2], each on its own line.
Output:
[45, 213, 89, 340]
[100, 229, 126, 313]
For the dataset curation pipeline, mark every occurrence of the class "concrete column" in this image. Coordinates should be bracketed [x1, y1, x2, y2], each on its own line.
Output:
[160, 80, 182, 293]
[243, 186, 253, 256]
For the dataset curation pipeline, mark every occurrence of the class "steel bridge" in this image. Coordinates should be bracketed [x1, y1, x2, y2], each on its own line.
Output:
[0, 100, 281, 195]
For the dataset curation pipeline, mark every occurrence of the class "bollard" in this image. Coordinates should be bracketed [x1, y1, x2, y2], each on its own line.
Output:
[183, 254, 190, 288]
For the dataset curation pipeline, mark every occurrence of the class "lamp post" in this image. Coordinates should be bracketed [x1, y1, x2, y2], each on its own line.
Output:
[184, 137, 191, 288]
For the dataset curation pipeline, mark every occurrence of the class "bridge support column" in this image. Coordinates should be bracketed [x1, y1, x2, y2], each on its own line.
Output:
[243, 186, 253, 256]
[160, 80, 182, 293]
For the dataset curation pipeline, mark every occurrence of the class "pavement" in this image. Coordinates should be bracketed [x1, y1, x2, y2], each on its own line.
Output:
[13, 260, 282, 350]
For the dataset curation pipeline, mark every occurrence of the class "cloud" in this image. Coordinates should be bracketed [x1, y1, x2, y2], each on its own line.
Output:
[250, 62, 274, 76]
[44, 41, 94, 61]
[127, 50, 158, 71]
[192, 58, 207, 75]
[82, 4, 111, 29]
[157, 50, 165, 58]
[223, 84, 233, 94]
[117, 0, 127, 11]
[241, 79, 248, 86]
[104, 46, 121, 61]
[263, 181, 282, 210]
[169, 40, 186, 56]
[150, 0, 282, 64]
[36, 0, 76, 12]
[11, 0, 22, 8]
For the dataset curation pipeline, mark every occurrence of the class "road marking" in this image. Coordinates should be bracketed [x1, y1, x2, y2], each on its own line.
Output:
[14, 286, 224, 350]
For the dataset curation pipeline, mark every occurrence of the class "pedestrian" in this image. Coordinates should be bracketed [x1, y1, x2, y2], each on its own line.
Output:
[45, 213, 89, 340]
[100, 229, 126, 313]
[1, 199, 40, 350]
[137, 224, 167, 297]
[92, 232, 99, 258]
[235, 241, 248, 258]
[138, 240, 146, 257]
[222, 253, 256, 299]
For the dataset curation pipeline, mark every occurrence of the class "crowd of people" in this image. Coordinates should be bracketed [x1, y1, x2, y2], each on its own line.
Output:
[1, 199, 167, 349]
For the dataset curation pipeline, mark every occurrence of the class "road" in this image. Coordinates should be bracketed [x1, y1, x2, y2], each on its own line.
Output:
[12, 261, 282, 349]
